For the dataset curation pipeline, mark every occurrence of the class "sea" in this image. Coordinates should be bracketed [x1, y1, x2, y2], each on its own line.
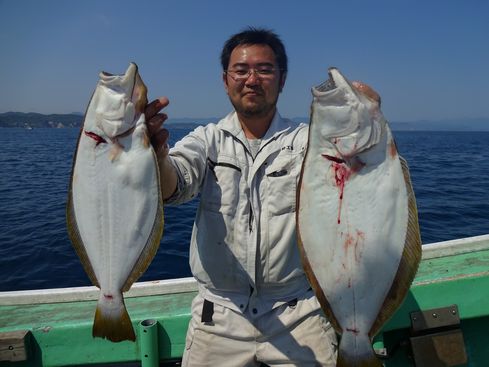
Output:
[0, 126, 488, 292]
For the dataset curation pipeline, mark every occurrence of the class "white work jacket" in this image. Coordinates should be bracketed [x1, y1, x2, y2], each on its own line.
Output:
[167, 111, 314, 317]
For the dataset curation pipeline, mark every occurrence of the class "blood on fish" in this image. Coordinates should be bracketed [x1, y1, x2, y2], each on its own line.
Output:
[322, 154, 366, 224]
[84, 131, 107, 146]
[344, 233, 356, 249]
[344, 230, 366, 262]
[333, 162, 351, 223]
[356, 229, 365, 240]
[103, 294, 114, 300]
[321, 154, 351, 224]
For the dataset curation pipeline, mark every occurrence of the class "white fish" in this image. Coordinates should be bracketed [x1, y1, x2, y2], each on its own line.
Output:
[297, 68, 421, 366]
[67, 63, 163, 342]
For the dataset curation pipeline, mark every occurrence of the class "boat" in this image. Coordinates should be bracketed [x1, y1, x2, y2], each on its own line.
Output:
[1, 234, 488, 366]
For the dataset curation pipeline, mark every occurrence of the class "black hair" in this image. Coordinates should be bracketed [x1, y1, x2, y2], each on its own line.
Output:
[220, 27, 288, 77]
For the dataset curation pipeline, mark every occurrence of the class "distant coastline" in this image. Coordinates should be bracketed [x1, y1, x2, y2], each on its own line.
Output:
[0, 112, 488, 131]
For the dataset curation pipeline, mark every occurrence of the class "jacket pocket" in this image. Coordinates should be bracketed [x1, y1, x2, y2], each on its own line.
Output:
[201, 156, 241, 215]
[265, 153, 301, 216]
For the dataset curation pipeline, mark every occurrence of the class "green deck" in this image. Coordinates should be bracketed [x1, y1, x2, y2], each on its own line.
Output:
[0, 290, 195, 366]
[374, 238, 489, 367]
[1, 235, 489, 366]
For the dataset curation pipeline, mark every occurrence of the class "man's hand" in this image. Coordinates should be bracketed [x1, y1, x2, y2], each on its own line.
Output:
[144, 97, 178, 200]
[145, 97, 170, 158]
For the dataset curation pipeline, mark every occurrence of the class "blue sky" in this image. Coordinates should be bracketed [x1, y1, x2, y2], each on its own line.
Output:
[1, 0, 488, 122]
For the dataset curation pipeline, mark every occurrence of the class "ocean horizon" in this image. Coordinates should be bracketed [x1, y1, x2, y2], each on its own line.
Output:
[1, 111, 489, 131]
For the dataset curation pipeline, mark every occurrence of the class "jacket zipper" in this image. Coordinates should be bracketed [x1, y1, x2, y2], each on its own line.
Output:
[217, 135, 278, 233]
[248, 202, 253, 232]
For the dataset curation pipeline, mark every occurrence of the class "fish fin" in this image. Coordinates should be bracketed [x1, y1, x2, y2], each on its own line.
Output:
[369, 156, 422, 337]
[122, 151, 164, 292]
[66, 186, 100, 288]
[93, 293, 136, 342]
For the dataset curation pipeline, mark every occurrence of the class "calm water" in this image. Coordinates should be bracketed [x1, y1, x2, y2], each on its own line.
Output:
[0, 127, 488, 292]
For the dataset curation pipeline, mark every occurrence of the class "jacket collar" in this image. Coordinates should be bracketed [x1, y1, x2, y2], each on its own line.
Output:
[219, 110, 291, 145]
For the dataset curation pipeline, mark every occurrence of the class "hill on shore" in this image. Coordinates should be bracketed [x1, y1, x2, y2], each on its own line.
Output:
[0, 112, 83, 128]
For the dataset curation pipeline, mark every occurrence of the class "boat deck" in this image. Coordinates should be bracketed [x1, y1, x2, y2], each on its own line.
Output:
[1, 234, 489, 366]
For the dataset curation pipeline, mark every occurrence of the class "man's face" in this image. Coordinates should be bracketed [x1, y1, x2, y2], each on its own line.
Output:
[223, 44, 286, 119]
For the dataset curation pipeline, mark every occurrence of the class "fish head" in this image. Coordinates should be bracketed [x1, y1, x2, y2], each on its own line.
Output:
[311, 67, 385, 158]
[91, 63, 148, 139]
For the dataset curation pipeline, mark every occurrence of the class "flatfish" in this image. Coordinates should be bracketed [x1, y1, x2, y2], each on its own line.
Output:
[66, 63, 163, 342]
[297, 68, 421, 366]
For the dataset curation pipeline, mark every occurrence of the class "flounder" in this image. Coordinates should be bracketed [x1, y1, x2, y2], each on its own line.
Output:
[297, 68, 421, 366]
[67, 63, 163, 342]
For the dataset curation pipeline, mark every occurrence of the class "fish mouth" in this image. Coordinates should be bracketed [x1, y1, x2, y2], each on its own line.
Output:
[99, 63, 139, 94]
[312, 67, 354, 98]
[99, 62, 147, 114]
[314, 67, 338, 93]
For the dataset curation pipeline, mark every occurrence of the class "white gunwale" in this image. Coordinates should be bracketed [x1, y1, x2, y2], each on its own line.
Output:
[1, 234, 489, 307]
[0, 277, 198, 306]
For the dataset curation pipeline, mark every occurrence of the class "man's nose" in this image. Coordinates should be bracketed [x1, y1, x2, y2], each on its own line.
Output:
[245, 70, 261, 85]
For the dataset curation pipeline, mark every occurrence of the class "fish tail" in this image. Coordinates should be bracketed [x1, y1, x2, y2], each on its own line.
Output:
[92, 293, 136, 342]
[337, 332, 382, 367]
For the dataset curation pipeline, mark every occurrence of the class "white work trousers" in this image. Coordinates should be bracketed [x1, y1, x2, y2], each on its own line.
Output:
[181, 292, 338, 367]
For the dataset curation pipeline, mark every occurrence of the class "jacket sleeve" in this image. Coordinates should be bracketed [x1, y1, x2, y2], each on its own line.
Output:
[164, 125, 209, 205]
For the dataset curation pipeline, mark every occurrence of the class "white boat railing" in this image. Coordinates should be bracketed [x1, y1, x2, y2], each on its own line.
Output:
[421, 234, 489, 259]
[1, 234, 489, 306]
[0, 277, 198, 306]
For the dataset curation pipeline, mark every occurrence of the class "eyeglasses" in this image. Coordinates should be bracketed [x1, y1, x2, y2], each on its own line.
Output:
[225, 67, 282, 82]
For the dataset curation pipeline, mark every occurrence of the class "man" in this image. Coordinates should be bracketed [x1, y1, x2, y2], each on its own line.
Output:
[145, 27, 377, 367]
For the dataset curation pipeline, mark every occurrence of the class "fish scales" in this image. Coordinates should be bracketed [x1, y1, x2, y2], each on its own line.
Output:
[66, 63, 163, 342]
[297, 68, 421, 366]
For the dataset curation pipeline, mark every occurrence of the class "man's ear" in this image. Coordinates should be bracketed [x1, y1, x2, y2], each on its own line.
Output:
[222, 71, 229, 94]
[279, 72, 287, 93]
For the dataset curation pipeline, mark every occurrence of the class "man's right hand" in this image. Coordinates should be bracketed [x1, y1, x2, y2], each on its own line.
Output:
[145, 97, 178, 200]
[145, 97, 170, 159]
